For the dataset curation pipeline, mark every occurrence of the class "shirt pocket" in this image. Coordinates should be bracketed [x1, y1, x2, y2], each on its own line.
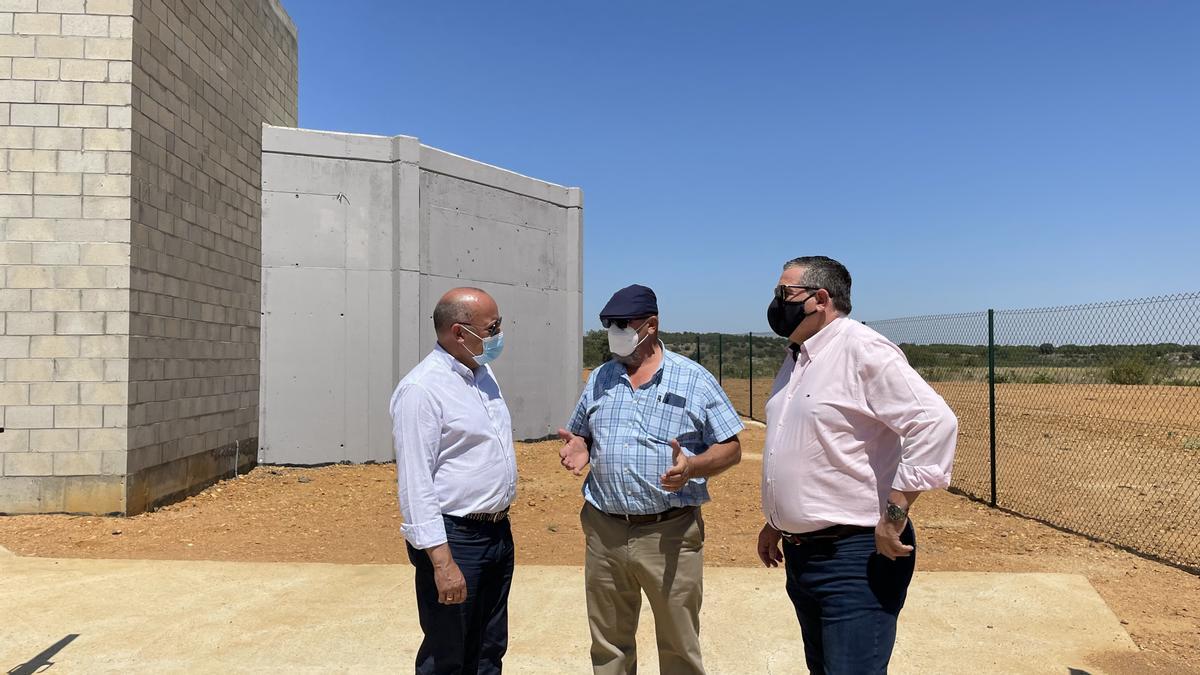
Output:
[645, 391, 691, 444]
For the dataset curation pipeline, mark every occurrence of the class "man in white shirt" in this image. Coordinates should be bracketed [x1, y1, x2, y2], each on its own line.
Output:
[756, 256, 958, 674]
[391, 287, 517, 675]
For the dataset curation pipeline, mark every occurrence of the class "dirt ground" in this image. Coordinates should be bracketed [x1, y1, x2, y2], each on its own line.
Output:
[724, 377, 1200, 571]
[0, 424, 1197, 673]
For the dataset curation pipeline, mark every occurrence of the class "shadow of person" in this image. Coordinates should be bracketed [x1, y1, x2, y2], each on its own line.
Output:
[8, 634, 79, 675]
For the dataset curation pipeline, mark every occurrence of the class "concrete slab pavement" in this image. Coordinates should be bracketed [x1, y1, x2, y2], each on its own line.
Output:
[0, 555, 1136, 674]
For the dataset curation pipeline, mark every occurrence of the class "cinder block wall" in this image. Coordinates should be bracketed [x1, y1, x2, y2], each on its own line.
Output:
[0, 0, 296, 514]
[124, 0, 296, 513]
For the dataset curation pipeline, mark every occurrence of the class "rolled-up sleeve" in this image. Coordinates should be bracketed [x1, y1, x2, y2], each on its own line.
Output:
[861, 347, 958, 492]
[566, 371, 594, 438]
[391, 384, 446, 549]
[700, 370, 744, 447]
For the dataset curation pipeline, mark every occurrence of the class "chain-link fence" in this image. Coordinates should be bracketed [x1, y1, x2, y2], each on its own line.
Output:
[867, 293, 1200, 572]
[582, 291, 1200, 572]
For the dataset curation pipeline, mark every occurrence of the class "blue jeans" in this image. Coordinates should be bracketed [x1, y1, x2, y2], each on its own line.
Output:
[407, 515, 515, 674]
[782, 522, 916, 675]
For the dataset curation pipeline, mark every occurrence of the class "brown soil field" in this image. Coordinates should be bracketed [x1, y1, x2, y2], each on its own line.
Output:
[1, 424, 1197, 672]
[722, 378, 1200, 570]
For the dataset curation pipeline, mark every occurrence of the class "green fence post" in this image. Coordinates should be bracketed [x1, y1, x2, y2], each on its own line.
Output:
[717, 333, 723, 385]
[988, 309, 997, 508]
[748, 332, 754, 420]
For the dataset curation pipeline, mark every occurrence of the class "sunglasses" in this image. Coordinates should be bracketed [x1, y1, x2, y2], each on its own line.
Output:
[460, 317, 503, 337]
[774, 285, 821, 302]
[600, 317, 647, 330]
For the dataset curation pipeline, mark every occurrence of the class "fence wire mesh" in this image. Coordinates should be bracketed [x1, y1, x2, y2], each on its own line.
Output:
[870, 292, 1200, 572]
[584, 291, 1200, 572]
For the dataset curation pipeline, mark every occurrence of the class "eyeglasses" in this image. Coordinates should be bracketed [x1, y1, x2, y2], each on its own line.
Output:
[600, 317, 647, 330]
[460, 317, 502, 337]
[774, 285, 821, 302]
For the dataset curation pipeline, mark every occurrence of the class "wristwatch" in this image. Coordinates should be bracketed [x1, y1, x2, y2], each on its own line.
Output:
[885, 501, 908, 522]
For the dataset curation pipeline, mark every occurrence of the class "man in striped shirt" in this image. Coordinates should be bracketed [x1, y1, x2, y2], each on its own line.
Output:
[558, 284, 743, 675]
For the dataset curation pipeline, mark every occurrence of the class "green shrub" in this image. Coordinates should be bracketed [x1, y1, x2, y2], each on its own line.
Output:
[1107, 357, 1152, 385]
[992, 370, 1016, 384]
[1025, 370, 1060, 384]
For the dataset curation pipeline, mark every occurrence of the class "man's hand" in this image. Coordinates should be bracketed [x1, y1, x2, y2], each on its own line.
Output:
[874, 516, 914, 560]
[659, 439, 692, 492]
[558, 428, 589, 476]
[757, 523, 784, 568]
[427, 543, 467, 604]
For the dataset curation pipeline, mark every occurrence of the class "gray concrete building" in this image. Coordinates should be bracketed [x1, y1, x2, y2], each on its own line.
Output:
[0, 0, 297, 514]
[258, 127, 583, 465]
[2, 2, 583, 512]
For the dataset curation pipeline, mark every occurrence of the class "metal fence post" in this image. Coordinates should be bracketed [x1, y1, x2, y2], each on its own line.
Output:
[696, 332, 701, 367]
[748, 332, 754, 420]
[988, 309, 997, 508]
[717, 333, 723, 385]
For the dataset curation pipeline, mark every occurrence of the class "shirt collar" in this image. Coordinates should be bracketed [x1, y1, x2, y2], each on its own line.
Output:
[619, 340, 668, 387]
[434, 343, 481, 383]
[799, 316, 849, 360]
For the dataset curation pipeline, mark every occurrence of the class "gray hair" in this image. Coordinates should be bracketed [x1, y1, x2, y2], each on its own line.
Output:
[783, 256, 852, 314]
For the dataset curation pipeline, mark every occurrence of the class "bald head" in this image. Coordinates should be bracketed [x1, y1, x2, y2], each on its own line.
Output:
[433, 287, 496, 335]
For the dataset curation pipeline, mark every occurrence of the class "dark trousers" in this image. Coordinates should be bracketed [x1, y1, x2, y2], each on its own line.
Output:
[782, 522, 916, 675]
[406, 515, 515, 675]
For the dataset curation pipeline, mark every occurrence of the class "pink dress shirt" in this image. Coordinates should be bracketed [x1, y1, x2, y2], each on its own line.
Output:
[761, 317, 958, 534]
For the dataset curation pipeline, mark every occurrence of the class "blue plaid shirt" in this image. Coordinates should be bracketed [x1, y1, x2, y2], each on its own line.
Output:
[567, 345, 744, 515]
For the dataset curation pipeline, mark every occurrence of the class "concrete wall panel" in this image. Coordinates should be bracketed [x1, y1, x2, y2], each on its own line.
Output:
[261, 127, 582, 462]
[259, 267, 346, 464]
[420, 146, 574, 207]
[418, 277, 579, 440]
[262, 160, 395, 272]
[262, 190, 350, 270]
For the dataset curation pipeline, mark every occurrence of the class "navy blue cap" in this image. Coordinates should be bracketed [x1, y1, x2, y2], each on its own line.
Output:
[599, 284, 658, 320]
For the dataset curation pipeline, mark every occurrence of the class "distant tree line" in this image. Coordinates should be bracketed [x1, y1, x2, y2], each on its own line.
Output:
[583, 330, 1200, 386]
[583, 330, 789, 378]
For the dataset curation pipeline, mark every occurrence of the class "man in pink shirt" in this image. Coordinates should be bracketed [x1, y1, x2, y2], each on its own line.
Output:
[756, 256, 958, 674]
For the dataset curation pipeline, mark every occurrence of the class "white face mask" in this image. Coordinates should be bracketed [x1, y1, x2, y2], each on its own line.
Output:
[607, 322, 650, 357]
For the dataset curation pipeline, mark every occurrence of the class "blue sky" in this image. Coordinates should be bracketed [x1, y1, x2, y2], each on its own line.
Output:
[282, 1, 1199, 332]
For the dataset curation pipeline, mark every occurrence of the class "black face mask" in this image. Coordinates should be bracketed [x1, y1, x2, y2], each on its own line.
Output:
[767, 292, 816, 339]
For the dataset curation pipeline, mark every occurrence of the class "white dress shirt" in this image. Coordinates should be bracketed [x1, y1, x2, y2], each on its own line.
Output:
[390, 345, 517, 549]
[762, 317, 958, 534]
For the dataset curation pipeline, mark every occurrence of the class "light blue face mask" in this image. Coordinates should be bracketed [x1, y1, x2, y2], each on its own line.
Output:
[462, 326, 505, 366]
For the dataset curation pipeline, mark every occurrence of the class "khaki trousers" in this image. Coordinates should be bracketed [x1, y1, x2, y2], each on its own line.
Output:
[580, 502, 706, 675]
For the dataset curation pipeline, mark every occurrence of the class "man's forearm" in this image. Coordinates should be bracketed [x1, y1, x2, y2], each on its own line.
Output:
[688, 438, 741, 478]
[425, 542, 455, 567]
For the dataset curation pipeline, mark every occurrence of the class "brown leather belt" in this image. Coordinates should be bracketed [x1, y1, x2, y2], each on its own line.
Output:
[781, 524, 874, 545]
[602, 505, 694, 525]
[460, 508, 510, 523]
